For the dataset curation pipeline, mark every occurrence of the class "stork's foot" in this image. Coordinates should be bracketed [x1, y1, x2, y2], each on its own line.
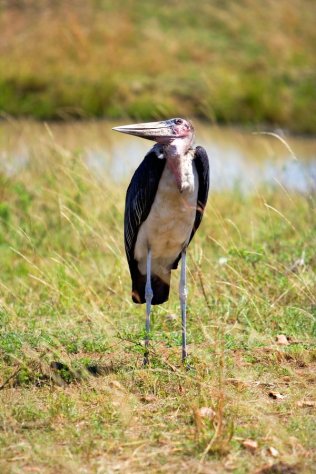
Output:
[182, 354, 194, 371]
[143, 350, 149, 366]
[184, 362, 195, 372]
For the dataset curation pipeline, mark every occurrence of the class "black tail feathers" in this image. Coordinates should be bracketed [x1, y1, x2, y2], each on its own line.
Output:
[131, 271, 170, 305]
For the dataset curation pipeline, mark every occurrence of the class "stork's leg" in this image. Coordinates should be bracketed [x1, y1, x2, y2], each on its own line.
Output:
[179, 250, 188, 362]
[144, 249, 153, 365]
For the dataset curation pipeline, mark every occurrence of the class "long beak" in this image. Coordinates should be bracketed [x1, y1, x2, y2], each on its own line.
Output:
[112, 120, 175, 141]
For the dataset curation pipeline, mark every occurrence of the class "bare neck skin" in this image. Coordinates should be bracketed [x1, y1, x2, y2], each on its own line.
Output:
[164, 136, 194, 193]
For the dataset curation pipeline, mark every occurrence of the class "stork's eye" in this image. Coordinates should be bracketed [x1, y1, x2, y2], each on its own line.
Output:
[174, 118, 183, 125]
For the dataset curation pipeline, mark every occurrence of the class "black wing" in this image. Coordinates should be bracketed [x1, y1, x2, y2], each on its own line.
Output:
[190, 145, 210, 240]
[172, 145, 210, 269]
[124, 150, 166, 302]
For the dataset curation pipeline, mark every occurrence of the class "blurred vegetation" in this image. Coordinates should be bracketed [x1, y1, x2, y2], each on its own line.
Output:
[0, 0, 315, 132]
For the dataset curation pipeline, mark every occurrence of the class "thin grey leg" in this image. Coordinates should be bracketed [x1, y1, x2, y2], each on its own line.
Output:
[179, 250, 188, 362]
[144, 249, 153, 365]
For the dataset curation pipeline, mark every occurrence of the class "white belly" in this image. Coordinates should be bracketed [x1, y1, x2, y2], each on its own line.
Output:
[134, 162, 198, 279]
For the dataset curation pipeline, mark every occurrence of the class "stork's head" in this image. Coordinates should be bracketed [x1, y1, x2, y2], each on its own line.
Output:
[112, 118, 194, 149]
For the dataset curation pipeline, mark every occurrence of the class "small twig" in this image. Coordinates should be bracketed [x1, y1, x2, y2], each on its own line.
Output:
[193, 260, 212, 311]
[0, 366, 22, 390]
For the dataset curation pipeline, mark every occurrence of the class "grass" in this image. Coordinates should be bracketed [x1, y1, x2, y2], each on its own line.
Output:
[0, 0, 316, 132]
[0, 125, 315, 473]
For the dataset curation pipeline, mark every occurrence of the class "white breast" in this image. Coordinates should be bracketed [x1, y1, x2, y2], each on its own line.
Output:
[134, 155, 198, 279]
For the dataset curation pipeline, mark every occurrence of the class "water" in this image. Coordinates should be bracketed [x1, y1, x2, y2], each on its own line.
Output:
[0, 119, 315, 193]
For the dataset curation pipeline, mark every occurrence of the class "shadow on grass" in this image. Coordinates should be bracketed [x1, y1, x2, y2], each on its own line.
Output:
[0, 357, 133, 390]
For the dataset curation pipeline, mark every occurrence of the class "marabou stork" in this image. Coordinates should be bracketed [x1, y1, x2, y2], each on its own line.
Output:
[113, 118, 209, 364]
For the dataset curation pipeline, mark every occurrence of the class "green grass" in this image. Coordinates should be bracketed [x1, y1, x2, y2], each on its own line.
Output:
[0, 132, 315, 473]
[0, 0, 316, 132]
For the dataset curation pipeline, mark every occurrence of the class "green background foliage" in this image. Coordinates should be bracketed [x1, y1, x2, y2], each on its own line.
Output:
[0, 0, 315, 132]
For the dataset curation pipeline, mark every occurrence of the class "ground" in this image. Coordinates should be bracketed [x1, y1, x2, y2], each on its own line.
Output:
[0, 133, 315, 473]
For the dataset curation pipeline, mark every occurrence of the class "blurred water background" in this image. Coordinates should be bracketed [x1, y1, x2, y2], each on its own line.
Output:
[0, 120, 315, 193]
